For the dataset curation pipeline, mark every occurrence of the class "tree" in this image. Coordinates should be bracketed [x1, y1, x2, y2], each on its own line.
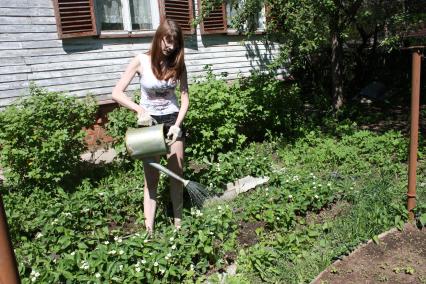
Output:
[223, 0, 424, 110]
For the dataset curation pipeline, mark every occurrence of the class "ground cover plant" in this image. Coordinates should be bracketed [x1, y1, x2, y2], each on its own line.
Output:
[0, 77, 424, 283]
[4, 126, 425, 283]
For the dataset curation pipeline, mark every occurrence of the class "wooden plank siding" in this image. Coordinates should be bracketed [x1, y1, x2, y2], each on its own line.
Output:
[0, 0, 280, 108]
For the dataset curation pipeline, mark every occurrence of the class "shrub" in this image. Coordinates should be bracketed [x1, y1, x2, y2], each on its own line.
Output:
[185, 68, 248, 158]
[105, 106, 138, 164]
[0, 84, 96, 190]
[238, 70, 304, 140]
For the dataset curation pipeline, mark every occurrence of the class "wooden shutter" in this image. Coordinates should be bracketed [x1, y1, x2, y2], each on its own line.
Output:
[161, 0, 195, 34]
[53, 0, 98, 39]
[200, 2, 227, 34]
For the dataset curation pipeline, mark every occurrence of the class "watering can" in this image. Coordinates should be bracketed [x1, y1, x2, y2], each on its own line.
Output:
[125, 124, 168, 160]
[124, 124, 212, 207]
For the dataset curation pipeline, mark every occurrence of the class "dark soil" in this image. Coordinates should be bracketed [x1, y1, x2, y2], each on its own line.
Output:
[237, 220, 265, 247]
[313, 224, 426, 284]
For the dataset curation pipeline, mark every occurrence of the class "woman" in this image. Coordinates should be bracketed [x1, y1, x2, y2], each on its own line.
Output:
[112, 19, 189, 233]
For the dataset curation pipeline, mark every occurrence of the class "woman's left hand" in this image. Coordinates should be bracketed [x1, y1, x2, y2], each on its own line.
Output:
[167, 125, 182, 146]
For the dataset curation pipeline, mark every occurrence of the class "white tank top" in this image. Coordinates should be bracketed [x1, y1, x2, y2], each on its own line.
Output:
[138, 53, 180, 115]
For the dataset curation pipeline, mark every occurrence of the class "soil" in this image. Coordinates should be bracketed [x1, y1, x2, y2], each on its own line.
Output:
[312, 224, 426, 284]
[237, 220, 265, 247]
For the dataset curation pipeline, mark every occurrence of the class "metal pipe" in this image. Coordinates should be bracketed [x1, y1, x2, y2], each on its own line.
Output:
[0, 194, 20, 284]
[407, 49, 422, 221]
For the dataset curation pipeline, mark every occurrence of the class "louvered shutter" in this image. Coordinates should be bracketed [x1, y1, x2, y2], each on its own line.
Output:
[161, 0, 195, 34]
[200, 3, 227, 34]
[52, 0, 98, 39]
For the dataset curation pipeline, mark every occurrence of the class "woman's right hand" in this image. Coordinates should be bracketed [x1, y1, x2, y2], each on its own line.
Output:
[137, 112, 157, 126]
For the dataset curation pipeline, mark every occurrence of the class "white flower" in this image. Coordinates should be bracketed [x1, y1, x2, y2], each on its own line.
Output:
[107, 250, 116, 255]
[95, 273, 101, 278]
[165, 253, 172, 260]
[81, 208, 90, 213]
[98, 192, 105, 196]
[195, 210, 203, 217]
[114, 236, 122, 243]
[169, 237, 174, 242]
[285, 179, 289, 183]
[135, 267, 141, 272]
[62, 212, 72, 217]
[35, 232, 43, 239]
[119, 265, 123, 271]
[312, 181, 316, 185]
[79, 260, 89, 270]
[160, 268, 166, 274]
[103, 241, 109, 245]
[141, 259, 147, 265]
[314, 195, 319, 199]
[70, 251, 76, 256]
[30, 270, 40, 278]
[327, 182, 332, 187]
[50, 218, 58, 225]
[144, 239, 149, 243]
[119, 250, 124, 255]
[171, 244, 177, 250]
[135, 233, 140, 237]
[276, 217, 280, 220]
[154, 261, 159, 267]
[190, 264, 194, 271]
[313, 186, 317, 189]
[265, 187, 269, 192]
[288, 194, 293, 199]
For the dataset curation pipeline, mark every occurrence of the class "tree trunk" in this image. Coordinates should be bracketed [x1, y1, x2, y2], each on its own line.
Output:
[331, 30, 344, 110]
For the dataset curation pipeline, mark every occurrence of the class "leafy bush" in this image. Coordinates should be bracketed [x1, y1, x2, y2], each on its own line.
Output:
[105, 106, 138, 164]
[238, 70, 304, 140]
[185, 68, 248, 158]
[185, 67, 304, 159]
[0, 85, 96, 190]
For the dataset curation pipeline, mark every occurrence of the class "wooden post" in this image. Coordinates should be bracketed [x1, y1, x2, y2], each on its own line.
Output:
[407, 49, 422, 221]
[0, 194, 20, 284]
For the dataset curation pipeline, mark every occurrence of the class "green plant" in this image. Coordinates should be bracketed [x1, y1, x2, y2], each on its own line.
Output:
[0, 84, 96, 190]
[185, 67, 248, 158]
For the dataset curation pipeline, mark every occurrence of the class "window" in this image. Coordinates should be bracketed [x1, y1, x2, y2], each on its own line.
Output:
[198, 0, 266, 35]
[53, 0, 194, 39]
[96, 0, 160, 32]
[226, 0, 266, 31]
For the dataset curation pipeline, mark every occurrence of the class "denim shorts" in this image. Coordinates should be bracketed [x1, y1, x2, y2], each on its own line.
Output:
[151, 112, 186, 140]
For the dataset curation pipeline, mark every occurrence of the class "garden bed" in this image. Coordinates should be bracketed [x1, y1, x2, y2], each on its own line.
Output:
[312, 224, 426, 284]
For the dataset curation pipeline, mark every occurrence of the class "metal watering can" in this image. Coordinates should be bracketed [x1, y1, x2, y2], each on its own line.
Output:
[125, 124, 168, 159]
[124, 124, 212, 207]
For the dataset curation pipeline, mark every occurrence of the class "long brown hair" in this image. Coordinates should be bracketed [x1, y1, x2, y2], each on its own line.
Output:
[149, 19, 185, 81]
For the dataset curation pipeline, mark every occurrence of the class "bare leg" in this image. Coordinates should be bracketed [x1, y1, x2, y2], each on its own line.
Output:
[167, 140, 184, 228]
[143, 157, 160, 234]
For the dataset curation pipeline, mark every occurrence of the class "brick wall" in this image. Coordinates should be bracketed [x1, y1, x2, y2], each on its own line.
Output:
[84, 103, 118, 149]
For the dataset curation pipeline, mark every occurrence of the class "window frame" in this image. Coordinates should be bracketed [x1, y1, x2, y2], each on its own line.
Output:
[53, 0, 195, 39]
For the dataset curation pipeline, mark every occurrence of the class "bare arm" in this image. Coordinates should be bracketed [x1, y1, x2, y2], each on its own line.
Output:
[112, 56, 146, 115]
[174, 65, 189, 128]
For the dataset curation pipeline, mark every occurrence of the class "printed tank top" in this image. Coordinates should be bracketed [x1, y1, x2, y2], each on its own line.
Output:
[139, 53, 180, 115]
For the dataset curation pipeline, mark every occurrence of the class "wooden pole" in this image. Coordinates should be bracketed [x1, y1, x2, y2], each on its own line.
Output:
[0, 194, 20, 284]
[407, 49, 422, 221]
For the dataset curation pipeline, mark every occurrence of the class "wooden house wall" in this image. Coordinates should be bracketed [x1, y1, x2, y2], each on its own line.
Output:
[0, 0, 280, 108]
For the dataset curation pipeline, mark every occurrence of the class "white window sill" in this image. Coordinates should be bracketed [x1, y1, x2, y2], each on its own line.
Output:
[99, 30, 156, 38]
